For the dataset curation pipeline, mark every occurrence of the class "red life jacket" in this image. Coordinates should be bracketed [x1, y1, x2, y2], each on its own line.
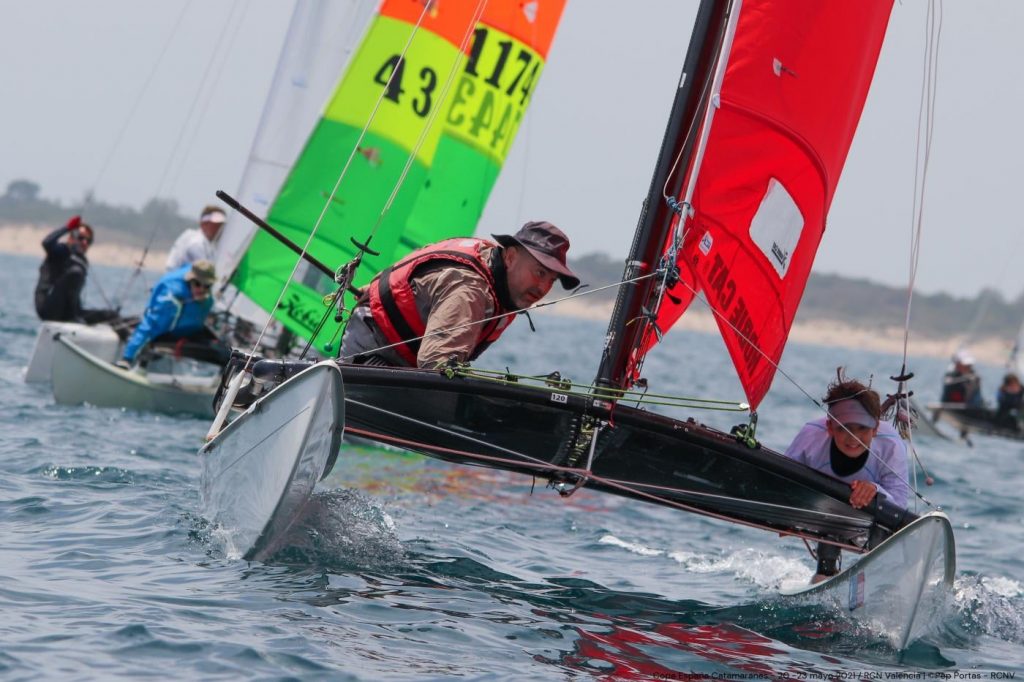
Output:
[366, 238, 514, 366]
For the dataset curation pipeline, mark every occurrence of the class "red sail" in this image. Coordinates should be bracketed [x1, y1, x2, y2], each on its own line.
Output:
[636, 0, 893, 408]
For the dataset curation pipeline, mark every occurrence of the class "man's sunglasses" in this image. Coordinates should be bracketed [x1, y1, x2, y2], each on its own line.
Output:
[189, 280, 211, 291]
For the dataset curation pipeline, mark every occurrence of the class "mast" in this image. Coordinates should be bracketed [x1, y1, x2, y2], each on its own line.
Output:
[593, 0, 731, 391]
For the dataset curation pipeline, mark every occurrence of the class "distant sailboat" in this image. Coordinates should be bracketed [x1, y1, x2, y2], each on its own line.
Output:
[215, 0, 565, 352]
[929, 347, 1024, 442]
[201, 0, 568, 559]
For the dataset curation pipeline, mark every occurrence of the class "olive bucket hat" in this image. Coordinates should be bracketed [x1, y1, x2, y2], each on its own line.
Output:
[492, 221, 580, 289]
[185, 259, 217, 286]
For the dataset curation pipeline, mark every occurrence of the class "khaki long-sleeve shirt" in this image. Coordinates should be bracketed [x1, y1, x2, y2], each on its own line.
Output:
[340, 246, 503, 368]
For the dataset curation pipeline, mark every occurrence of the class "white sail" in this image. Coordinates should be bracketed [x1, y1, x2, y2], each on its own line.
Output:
[1012, 319, 1024, 377]
[214, 0, 377, 323]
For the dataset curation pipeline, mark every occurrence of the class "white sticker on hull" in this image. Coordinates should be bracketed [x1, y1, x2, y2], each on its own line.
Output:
[848, 571, 865, 611]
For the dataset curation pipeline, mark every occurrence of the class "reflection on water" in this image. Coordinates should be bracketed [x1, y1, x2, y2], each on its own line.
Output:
[2, 252, 1022, 678]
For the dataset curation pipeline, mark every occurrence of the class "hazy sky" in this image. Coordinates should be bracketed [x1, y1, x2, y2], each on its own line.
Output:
[3, 1, 1023, 300]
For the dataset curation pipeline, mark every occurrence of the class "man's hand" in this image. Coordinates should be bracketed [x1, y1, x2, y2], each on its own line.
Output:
[849, 480, 878, 509]
[66, 215, 82, 231]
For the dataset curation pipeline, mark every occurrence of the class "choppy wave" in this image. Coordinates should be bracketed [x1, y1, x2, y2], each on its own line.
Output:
[2, 253, 1023, 678]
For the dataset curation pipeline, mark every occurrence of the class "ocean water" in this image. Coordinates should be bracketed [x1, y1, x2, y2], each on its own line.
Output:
[2, 251, 1022, 680]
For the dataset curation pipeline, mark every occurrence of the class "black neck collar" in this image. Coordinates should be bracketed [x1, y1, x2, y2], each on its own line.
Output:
[490, 248, 517, 312]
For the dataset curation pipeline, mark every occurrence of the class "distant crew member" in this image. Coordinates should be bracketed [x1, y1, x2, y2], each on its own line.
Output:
[940, 350, 983, 408]
[165, 204, 226, 272]
[117, 260, 229, 368]
[784, 369, 910, 583]
[339, 221, 580, 368]
[34, 215, 118, 323]
[994, 372, 1024, 430]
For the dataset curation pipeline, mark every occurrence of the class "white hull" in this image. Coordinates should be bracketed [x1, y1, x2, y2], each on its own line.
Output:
[200, 362, 345, 562]
[25, 321, 120, 383]
[51, 336, 218, 417]
[781, 511, 955, 650]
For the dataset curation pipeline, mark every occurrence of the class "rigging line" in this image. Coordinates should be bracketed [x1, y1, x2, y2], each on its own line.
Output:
[630, 2, 735, 381]
[165, 0, 250, 199]
[460, 367, 746, 407]
[365, 0, 491, 237]
[956, 227, 1024, 358]
[337, 270, 661, 363]
[87, 0, 195, 199]
[673, 275, 935, 508]
[76, 1, 196, 312]
[343, 422, 873, 554]
[901, 0, 942, 362]
[456, 372, 746, 411]
[658, 0, 733, 208]
[343, 403, 879, 527]
[508, 13, 542, 224]
[114, 0, 245, 303]
[897, 0, 942, 485]
[239, 0, 439, 361]
[455, 372, 747, 412]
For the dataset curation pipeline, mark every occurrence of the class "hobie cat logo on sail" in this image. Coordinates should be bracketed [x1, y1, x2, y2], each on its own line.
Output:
[280, 291, 328, 337]
[699, 231, 713, 255]
[770, 241, 789, 270]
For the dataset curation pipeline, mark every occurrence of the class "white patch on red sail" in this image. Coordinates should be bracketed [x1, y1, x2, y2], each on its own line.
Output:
[749, 178, 803, 279]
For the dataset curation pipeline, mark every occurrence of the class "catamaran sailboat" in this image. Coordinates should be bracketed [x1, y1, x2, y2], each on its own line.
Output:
[201, 0, 955, 651]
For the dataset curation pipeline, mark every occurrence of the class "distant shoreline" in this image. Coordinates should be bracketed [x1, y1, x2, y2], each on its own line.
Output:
[537, 297, 1013, 367]
[0, 223, 167, 271]
[3, 223, 1010, 365]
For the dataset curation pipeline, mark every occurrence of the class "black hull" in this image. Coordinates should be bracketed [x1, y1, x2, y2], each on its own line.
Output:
[931, 404, 1024, 442]
[338, 365, 915, 551]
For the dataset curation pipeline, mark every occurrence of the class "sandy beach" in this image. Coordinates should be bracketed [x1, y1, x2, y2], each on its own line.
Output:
[0, 224, 167, 271]
[5, 223, 1008, 364]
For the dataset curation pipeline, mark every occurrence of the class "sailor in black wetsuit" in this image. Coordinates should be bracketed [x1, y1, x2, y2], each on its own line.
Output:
[34, 215, 118, 324]
[994, 373, 1024, 431]
[940, 351, 983, 408]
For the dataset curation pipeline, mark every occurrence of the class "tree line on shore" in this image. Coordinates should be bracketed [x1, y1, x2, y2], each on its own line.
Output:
[0, 179, 186, 249]
[570, 254, 1024, 341]
[5, 178, 1022, 340]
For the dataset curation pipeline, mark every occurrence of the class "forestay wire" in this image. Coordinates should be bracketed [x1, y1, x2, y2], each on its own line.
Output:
[343, 402, 876, 554]
[892, 0, 942, 501]
[115, 0, 248, 305]
[76, 1, 196, 312]
[627, 0, 735, 384]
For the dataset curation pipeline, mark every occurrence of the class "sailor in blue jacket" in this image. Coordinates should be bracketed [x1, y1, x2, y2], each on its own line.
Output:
[119, 260, 218, 365]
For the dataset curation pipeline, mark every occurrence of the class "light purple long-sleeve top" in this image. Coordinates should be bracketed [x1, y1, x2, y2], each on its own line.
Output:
[783, 417, 910, 508]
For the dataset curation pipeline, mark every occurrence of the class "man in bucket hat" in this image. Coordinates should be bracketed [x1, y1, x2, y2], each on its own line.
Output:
[340, 221, 580, 368]
[783, 369, 909, 583]
[117, 259, 229, 369]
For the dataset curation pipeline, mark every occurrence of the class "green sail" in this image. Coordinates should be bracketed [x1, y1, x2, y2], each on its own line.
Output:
[231, 7, 561, 352]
